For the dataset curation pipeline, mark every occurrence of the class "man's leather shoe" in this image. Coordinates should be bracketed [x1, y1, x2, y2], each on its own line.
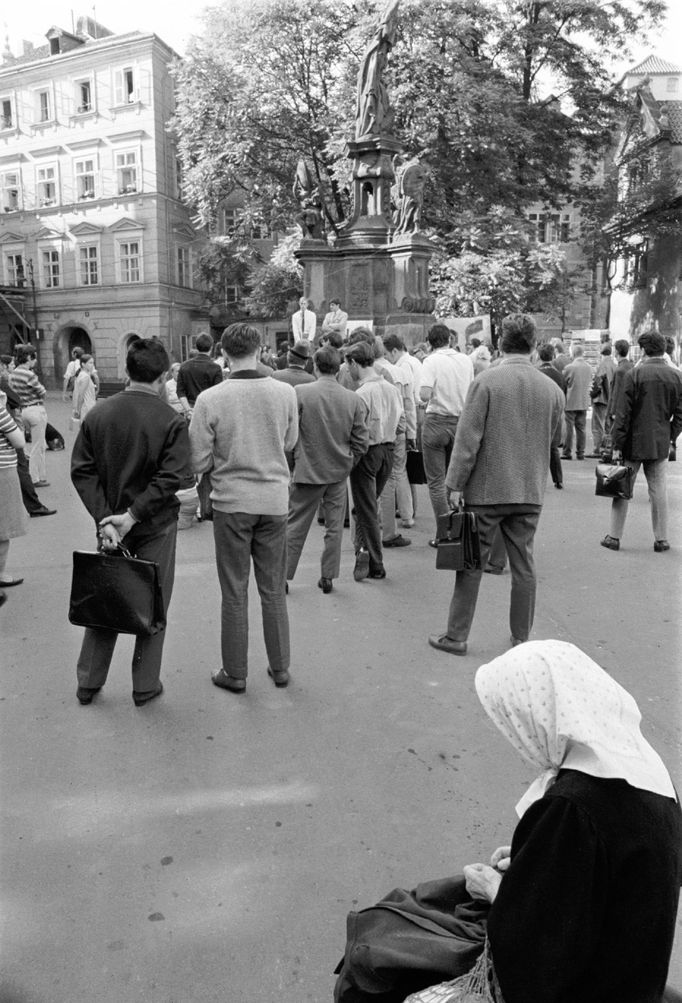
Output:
[554, 482, 563, 489]
[30, 505, 57, 517]
[368, 568, 386, 579]
[267, 666, 290, 688]
[428, 539, 438, 549]
[33, 480, 50, 487]
[77, 686, 101, 705]
[600, 535, 620, 551]
[317, 577, 333, 593]
[211, 670, 246, 693]
[0, 589, 6, 608]
[382, 534, 411, 547]
[510, 636, 525, 647]
[0, 576, 23, 587]
[353, 549, 369, 581]
[654, 540, 670, 552]
[428, 634, 467, 655]
[561, 454, 572, 460]
[133, 682, 164, 706]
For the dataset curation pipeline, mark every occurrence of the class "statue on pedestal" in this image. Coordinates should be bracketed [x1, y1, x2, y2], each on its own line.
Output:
[355, 0, 400, 140]
[392, 156, 427, 236]
[292, 159, 324, 240]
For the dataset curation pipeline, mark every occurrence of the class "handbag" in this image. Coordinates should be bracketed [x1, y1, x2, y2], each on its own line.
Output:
[333, 875, 489, 1003]
[594, 463, 635, 500]
[435, 509, 482, 571]
[68, 544, 166, 636]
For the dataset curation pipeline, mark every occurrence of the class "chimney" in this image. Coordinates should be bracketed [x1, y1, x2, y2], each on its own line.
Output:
[23, 40, 35, 57]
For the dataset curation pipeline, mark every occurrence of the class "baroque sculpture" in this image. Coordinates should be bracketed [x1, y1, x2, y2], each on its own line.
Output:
[392, 156, 427, 236]
[292, 159, 325, 240]
[355, 0, 400, 139]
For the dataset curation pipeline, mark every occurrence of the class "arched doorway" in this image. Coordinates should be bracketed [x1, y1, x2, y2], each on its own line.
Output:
[53, 325, 93, 382]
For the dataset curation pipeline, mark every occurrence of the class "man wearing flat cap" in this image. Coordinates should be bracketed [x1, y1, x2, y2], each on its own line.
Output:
[271, 341, 316, 388]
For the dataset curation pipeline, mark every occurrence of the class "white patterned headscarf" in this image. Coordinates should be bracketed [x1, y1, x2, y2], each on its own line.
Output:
[475, 639, 676, 818]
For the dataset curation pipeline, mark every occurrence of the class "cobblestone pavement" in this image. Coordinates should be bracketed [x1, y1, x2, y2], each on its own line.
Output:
[2, 394, 680, 1002]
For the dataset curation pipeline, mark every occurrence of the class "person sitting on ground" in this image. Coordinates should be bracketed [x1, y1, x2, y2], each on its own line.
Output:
[405, 640, 682, 1003]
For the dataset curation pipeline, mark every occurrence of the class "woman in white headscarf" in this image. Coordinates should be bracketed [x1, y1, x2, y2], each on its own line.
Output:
[458, 639, 681, 1003]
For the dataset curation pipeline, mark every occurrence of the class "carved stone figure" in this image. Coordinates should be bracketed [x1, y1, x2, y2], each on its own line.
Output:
[392, 156, 427, 235]
[292, 159, 324, 240]
[355, 0, 400, 139]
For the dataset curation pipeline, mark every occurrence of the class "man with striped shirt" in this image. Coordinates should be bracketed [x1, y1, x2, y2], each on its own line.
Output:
[9, 345, 49, 487]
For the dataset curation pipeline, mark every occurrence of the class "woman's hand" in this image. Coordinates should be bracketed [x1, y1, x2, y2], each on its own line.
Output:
[490, 845, 512, 872]
[463, 863, 502, 903]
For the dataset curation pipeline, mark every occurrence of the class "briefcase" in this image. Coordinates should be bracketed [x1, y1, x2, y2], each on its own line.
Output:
[435, 510, 482, 571]
[594, 463, 635, 500]
[68, 546, 166, 636]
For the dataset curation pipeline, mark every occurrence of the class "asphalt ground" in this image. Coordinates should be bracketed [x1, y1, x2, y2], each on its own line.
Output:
[1, 393, 680, 1002]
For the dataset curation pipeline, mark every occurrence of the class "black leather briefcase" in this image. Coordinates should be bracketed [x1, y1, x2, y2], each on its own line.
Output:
[435, 510, 482, 571]
[594, 463, 635, 500]
[69, 546, 165, 636]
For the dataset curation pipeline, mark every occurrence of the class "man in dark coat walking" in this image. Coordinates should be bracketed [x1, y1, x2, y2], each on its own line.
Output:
[601, 331, 682, 553]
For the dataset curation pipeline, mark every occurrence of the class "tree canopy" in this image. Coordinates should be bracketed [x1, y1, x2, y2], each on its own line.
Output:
[171, 0, 666, 323]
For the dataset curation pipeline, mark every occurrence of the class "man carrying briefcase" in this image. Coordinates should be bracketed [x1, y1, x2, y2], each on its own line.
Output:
[70, 339, 190, 707]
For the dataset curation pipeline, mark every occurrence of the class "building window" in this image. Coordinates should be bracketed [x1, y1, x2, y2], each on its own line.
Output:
[5, 252, 24, 286]
[251, 220, 270, 240]
[1, 171, 20, 212]
[116, 151, 138, 194]
[75, 158, 96, 200]
[225, 284, 239, 304]
[36, 89, 52, 123]
[114, 67, 138, 105]
[1, 97, 12, 130]
[79, 245, 99, 285]
[119, 240, 141, 283]
[528, 212, 570, 244]
[37, 165, 58, 207]
[666, 76, 679, 93]
[42, 249, 60, 288]
[76, 79, 93, 113]
[221, 207, 238, 235]
[177, 246, 191, 287]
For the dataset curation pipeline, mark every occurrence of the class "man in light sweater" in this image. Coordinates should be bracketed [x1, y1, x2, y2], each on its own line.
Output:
[428, 314, 564, 656]
[189, 323, 298, 693]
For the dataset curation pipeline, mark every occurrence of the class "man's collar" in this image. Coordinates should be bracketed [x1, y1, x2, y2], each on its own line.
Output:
[229, 369, 268, 380]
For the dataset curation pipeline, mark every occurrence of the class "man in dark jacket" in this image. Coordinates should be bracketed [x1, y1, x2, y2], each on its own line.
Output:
[601, 331, 682, 553]
[176, 333, 222, 520]
[71, 339, 190, 707]
[537, 343, 566, 489]
[606, 339, 634, 430]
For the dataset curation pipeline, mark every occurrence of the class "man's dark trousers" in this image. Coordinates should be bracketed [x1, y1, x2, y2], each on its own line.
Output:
[350, 443, 393, 572]
[76, 522, 177, 699]
[446, 505, 541, 643]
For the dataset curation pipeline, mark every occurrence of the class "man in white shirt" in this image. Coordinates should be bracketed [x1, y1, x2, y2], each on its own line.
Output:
[380, 334, 417, 541]
[291, 297, 317, 342]
[321, 299, 348, 341]
[419, 324, 475, 538]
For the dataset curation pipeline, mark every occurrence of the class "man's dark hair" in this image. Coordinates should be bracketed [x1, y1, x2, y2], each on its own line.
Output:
[500, 314, 537, 354]
[126, 338, 170, 382]
[321, 331, 343, 349]
[664, 336, 675, 355]
[221, 323, 261, 358]
[348, 327, 375, 346]
[72, 346, 84, 359]
[538, 343, 555, 363]
[80, 354, 93, 366]
[638, 330, 666, 356]
[345, 342, 375, 367]
[383, 333, 405, 353]
[470, 337, 481, 349]
[15, 344, 37, 364]
[614, 339, 630, 358]
[196, 333, 214, 353]
[329, 298, 341, 308]
[600, 342, 612, 356]
[314, 346, 341, 375]
[427, 324, 451, 349]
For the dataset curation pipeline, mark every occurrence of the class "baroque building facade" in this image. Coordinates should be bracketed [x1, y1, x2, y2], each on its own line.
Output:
[0, 18, 205, 383]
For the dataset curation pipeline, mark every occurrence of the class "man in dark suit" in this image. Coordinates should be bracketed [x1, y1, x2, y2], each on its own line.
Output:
[71, 339, 190, 707]
[537, 343, 566, 489]
[286, 346, 369, 594]
[176, 332, 222, 520]
[601, 331, 682, 554]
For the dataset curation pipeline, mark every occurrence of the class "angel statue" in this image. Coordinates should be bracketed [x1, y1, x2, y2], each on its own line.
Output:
[292, 159, 324, 240]
[355, 0, 400, 140]
[392, 156, 427, 236]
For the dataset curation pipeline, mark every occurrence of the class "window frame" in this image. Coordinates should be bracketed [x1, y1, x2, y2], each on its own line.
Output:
[0, 96, 13, 130]
[40, 247, 61, 288]
[176, 245, 192, 288]
[3, 249, 25, 286]
[36, 163, 59, 208]
[35, 87, 53, 125]
[1, 169, 21, 212]
[74, 156, 98, 201]
[75, 77, 94, 114]
[115, 149, 140, 195]
[78, 243, 100, 286]
[114, 66, 139, 106]
[117, 237, 143, 284]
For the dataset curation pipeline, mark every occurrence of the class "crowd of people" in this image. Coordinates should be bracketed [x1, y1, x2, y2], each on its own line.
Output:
[1, 312, 681, 997]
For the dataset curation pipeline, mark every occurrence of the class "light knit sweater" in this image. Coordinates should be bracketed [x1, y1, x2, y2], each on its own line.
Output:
[189, 374, 298, 515]
[446, 356, 564, 505]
